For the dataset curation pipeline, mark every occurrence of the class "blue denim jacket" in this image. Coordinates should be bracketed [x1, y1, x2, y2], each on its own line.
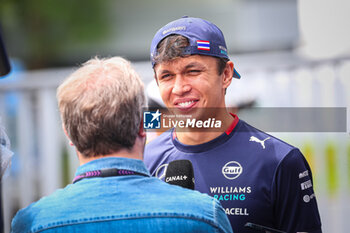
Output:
[11, 157, 233, 233]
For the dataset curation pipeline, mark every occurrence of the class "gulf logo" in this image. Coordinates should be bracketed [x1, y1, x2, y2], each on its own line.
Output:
[222, 161, 243, 180]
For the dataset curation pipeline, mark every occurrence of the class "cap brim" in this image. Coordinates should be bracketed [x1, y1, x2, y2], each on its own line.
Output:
[233, 68, 241, 79]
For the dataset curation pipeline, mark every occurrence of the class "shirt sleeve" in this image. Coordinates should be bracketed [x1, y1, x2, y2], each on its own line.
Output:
[272, 148, 322, 233]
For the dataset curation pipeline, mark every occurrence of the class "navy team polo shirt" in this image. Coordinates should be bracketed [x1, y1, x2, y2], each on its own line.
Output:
[144, 115, 322, 233]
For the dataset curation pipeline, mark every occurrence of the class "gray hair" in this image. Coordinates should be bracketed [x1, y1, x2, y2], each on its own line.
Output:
[57, 57, 145, 157]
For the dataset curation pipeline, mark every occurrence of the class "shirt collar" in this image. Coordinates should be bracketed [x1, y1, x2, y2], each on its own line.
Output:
[75, 157, 151, 177]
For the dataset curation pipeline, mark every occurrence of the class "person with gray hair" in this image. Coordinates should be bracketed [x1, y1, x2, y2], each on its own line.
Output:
[10, 56, 233, 233]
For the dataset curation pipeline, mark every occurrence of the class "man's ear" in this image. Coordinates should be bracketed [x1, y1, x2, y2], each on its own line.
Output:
[138, 118, 146, 138]
[62, 124, 74, 146]
[222, 61, 234, 89]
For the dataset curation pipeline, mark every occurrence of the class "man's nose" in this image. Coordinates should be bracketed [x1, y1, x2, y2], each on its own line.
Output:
[172, 76, 191, 95]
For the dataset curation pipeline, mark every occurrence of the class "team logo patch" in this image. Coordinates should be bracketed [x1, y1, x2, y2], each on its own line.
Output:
[197, 40, 210, 51]
[300, 180, 312, 190]
[219, 45, 227, 55]
[143, 109, 162, 129]
[249, 136, 270, 149]
[303, 193, 315, 203]
[299, 170, 309, 179]
[162, 26, 186, 35]
[222, 161, 243, 180]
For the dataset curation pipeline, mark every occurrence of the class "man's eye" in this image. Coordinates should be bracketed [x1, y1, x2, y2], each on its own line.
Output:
[160, 74, 171, 80]
[188, 70, 201, 74]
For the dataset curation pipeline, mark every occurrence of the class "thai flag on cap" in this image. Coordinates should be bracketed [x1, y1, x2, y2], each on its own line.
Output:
[197, 40, 210, 51]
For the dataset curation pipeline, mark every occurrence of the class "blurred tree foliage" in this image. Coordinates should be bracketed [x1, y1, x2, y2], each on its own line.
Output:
[0, 0, 110, 69]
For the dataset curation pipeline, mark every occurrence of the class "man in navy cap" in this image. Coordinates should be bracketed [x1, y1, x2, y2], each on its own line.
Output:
[144, 16, 322, 233]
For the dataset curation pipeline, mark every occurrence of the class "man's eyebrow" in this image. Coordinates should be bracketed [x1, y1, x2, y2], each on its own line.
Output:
[159, 70, 170, 74]
[156, 62, 205, 75]
[184, 62, 205, 69]
[158, 69, 171, 75]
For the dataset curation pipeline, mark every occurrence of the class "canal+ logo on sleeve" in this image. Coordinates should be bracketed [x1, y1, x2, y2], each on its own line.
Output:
[143, 109, 162, 129]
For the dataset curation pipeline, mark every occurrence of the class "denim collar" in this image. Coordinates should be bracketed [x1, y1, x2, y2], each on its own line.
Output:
[75, 157, 151, 178]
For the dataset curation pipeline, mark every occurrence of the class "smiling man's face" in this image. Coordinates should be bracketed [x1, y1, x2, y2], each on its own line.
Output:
[154, 55, 233, 120]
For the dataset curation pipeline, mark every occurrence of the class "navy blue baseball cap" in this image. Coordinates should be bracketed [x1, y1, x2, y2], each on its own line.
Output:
[150, 16, 241, 79]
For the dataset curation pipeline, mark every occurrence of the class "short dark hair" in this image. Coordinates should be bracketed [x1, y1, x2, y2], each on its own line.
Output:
[154, 34, 229, 76]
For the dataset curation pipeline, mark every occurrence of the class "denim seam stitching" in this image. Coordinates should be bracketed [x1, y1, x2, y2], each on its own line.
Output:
[30, 213, 219, 233]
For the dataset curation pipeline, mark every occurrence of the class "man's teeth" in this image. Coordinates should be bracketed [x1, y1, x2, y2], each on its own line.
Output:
[178, 101, 195, 107]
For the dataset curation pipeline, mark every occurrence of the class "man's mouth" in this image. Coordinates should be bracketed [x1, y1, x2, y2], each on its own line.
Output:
[174, 99, 198, 110]
[178, 100, 195, 107]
